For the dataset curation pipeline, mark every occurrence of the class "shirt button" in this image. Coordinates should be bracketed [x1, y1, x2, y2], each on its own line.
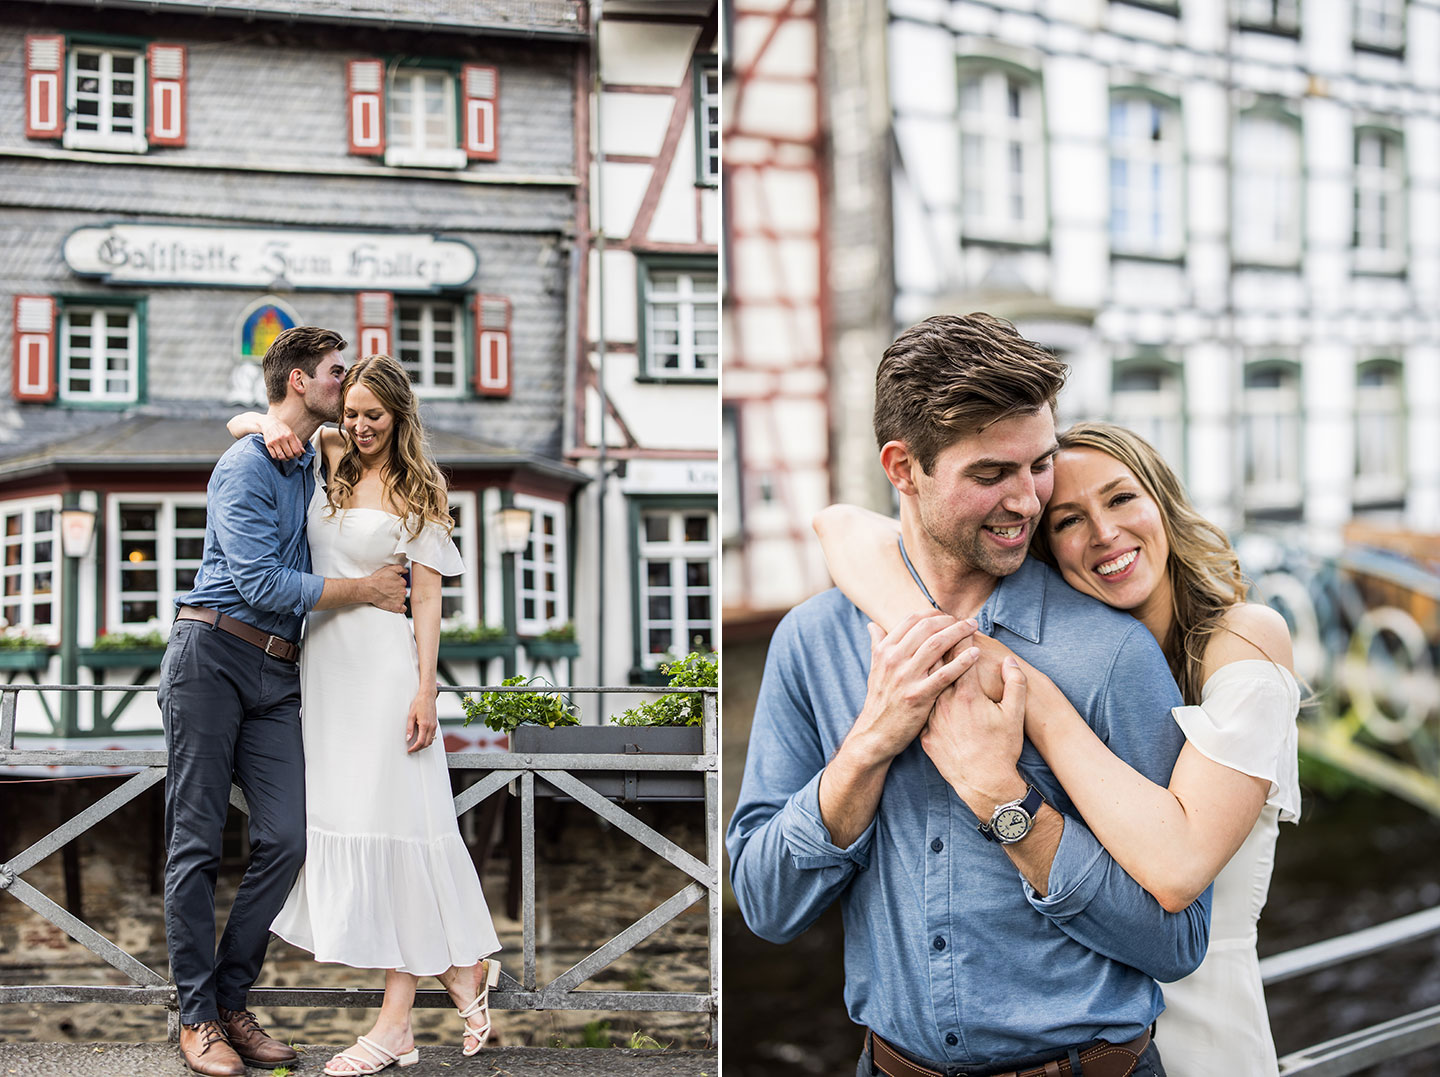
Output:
[945, 1033, 959, 1047]
[933, 935, 946, 951]
[931, 838, 944, 853]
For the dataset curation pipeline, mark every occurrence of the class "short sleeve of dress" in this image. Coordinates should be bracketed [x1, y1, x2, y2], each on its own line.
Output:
[395, 518, 465, 577]
[1170, 660, 1301, 823]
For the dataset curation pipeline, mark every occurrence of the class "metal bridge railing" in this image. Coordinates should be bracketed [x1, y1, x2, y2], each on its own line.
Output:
[1262, 904, 1440, 1075]
[0, 682, 719, 1041]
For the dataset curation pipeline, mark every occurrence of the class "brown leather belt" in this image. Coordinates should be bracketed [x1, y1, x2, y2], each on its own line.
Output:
[176, 606, 300, 664]
[868, 1028, 1151, 1077]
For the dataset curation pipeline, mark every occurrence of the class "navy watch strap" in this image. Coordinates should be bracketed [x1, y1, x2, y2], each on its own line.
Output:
[976, 784, 1044, 843]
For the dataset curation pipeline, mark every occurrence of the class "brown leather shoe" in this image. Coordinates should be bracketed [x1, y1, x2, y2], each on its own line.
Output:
[219, 1006, 299, 1067]
[179, 1020, 245, 1077]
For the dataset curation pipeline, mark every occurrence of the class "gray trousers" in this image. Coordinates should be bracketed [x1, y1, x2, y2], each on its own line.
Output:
[158, 617, 306, 1025]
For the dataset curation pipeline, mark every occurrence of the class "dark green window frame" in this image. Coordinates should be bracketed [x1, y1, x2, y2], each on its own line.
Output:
[627, 494, 717, 685]
[693, 55, 719, 187]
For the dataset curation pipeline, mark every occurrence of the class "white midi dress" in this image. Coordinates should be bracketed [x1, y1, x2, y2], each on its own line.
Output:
[1156, 660, 1301, 1077]
[270, 470, 500, 975]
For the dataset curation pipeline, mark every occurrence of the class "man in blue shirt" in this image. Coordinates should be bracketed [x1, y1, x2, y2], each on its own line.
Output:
[727, 314, 1209, 1077]
[159, 326, 408, 1077]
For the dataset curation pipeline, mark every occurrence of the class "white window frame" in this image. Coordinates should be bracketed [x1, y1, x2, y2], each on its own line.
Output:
[0, 497, 61, 641]
[107, 495, 208, 631]
[60, 305, 140, 405]
[1354, 0, 1406, 51]
[1110, 361, 1185, 473]
[635, 504, 717, 671]
[1109, 93, 1183, 258]
[696, 59, 720, 185]
[396, 299, 464, 399]
[1354, 129, 1405, 274]
[513, 494, 568, 637]
[385, 67, 466, 169]
[958, 66, 1045, 244]
[1233, 113, 1302, 265]
[640, 261, 719, 379]
[1243, 362, 1303, 512]
[1354, 360, 1406, 506]
[439, 492, 479, 626]
[63, 45, 147, 154]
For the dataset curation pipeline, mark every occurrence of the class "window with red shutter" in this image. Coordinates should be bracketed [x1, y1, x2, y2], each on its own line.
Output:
[474, 295, 512, 398]
[147, 44, 186, 146]
[12, 296, 57, 403]
[348, 59, 385, 157]
[356, 292, 393, 357]
[462, 65, 499, 161]
[24, 35, 64, 139]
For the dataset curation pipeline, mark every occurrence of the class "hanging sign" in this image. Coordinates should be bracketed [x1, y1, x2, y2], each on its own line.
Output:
[62, 223, 478, 292]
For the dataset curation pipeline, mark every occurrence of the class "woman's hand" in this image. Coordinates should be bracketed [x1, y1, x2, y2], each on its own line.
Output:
[961, 632, 1060, 749]
[258, 415, 306, 461]
[406, 691, 439, 754]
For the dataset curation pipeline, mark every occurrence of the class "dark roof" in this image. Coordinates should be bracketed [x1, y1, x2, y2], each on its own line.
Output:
[0, 415, 588, 487]
[37, 0, 588, 39]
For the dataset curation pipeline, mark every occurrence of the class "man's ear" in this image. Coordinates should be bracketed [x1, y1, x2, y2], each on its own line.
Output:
[287, 366, 307, 396]
[880, 440, 922, 496]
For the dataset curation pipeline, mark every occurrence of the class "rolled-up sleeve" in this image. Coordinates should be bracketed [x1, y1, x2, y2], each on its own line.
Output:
[210, 453, 324, 617]
[726, 612, 868, 943]
[1022, 623, 1211, 982]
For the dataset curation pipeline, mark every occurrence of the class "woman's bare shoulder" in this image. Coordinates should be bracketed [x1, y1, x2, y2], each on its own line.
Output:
[1203, 602, 1294, 677]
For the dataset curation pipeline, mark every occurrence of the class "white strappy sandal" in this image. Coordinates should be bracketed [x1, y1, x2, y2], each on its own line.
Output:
[322, 1035, 419, 1076]
[455, 958, 502, 1056]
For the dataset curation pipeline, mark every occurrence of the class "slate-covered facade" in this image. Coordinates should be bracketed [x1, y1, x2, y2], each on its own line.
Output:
[0, 0, 592, 747]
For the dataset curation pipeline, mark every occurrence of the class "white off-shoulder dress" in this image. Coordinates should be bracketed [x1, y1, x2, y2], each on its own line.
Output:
[1155, 660, 1301, 1077]
[271, 465, 500, 974]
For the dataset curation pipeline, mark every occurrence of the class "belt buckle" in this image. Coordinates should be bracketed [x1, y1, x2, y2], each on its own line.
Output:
[263, 635, 288, 659]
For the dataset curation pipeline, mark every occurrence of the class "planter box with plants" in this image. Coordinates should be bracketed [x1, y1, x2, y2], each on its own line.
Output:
[461, 651, 715, 803]
[0, 628, 56, 670]
[80, 629, 169, 669]
[522, 621, 579, 662]
[438, 622, 516, 662]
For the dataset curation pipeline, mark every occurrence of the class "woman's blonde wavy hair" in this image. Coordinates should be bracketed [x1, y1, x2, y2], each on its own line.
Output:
[327, 354, 452, 539]
[1029, 421, 1248, 705]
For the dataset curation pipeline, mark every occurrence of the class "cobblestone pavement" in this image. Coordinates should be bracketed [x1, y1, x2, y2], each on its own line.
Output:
[0, 1042, 718, 1077]
[0, 783, 712, 1052]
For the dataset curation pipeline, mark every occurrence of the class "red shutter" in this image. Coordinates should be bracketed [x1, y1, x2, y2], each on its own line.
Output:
[462, 65, 498, 161]
[474, 295, 511, 397]
[348, 59, 385, 156]
[356, 292, 393, 356]
[13, 296, 56, 402]
[147, 44, 187, 146]
[25, 35, 64, 140]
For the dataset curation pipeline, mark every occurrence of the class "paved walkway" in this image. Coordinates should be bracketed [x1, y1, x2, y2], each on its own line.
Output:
[0, 1043, 718, 1076]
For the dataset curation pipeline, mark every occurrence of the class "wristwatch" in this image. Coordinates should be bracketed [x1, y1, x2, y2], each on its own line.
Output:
[976, 785, 1044, 845]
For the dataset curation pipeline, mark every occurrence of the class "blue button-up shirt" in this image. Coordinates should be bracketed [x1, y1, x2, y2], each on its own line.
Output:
[177, 434, 325, 642]
[726, 556, 1211, 1066]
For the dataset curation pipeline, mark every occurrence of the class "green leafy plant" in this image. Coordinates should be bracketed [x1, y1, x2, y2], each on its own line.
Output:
[0, 627, 54, 651]
[439, 622, 508, 643]
[628, 1030, 667, 1050]
[580, 1019, 613, 1048]
[536, 620, 575, 642]
[88, 629, 167, 651]
[461, 675, 580, 733]
[611, 651, 717, 727]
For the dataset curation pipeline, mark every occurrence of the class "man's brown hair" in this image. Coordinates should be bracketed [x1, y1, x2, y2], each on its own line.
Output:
[261, 326, 348, 403]
[873, 313, 1069, 472]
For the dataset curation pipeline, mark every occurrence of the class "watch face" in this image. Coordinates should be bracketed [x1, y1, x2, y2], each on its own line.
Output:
[993, 807, 1030, 842]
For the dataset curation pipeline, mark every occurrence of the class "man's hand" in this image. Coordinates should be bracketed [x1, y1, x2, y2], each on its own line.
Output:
[848, 611, 981, 766]
[258, 415, 306, 461]
[406, 691, 439, 754]
[922, 655, 1028, 814]
[363, 563, 409, 613]
[818, 613, 981, 849]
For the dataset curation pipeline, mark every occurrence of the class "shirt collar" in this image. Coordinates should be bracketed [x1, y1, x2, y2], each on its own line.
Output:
[897, 537, 1046, 645]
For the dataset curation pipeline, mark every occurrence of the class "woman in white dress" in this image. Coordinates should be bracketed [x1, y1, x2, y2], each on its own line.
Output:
[815, 421, 1300, 1077]
[229, 355, 502, 1076]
